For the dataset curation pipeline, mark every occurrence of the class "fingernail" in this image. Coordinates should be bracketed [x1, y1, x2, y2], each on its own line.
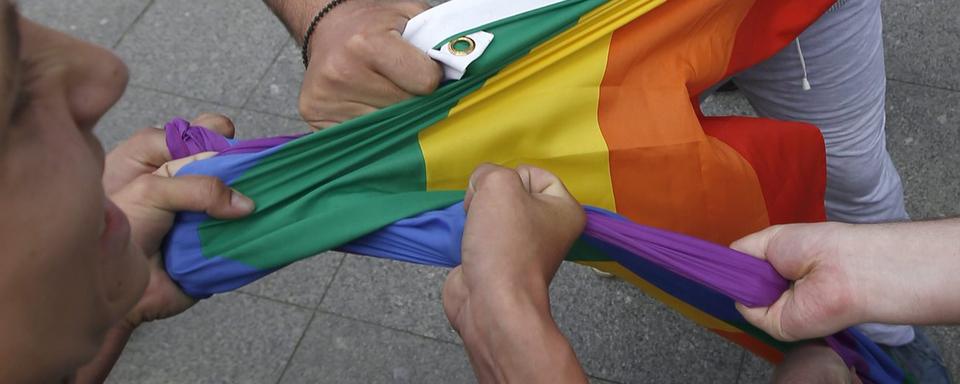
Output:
[230, 190, 255, 212]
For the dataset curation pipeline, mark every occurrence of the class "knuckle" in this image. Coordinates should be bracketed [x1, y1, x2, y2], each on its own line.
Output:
[196, 176, 229, 200]
[409, 63, 442, 95]
[195, 113, 234, 129]
[480, 167, 519, 188]
[127, 175, 158, 199]
[344, 33, 375, 57]
[320, 59, 356, 86]
[298, 94, 331, 122]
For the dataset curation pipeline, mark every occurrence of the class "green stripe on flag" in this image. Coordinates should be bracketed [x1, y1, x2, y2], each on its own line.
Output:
[198, 0, 609, 269]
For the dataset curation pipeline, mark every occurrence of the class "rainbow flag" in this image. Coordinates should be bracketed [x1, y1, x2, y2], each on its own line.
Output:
[164, 0, 906, 381]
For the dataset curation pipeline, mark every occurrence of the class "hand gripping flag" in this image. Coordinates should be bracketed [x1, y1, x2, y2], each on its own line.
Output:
[163, 0, 907, 382]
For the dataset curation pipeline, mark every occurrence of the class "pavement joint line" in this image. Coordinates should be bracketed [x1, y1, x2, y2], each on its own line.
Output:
[235, 290, 315, 312]
[125, 84, 305, 125]
[127, 84, 241, 110]
[112, 0, 154, 50]
[314, 308, 465, 348]
[241, 37, 294, 109]
[240, 104, 301, 122]
[275, 310, 318, 384]
[887, 77, 960, 93]
[273, 255, 347, 383]
[316, 252, 348, 306]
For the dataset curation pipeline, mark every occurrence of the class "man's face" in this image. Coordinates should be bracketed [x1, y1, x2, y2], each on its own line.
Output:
[0, 2, 149, 381]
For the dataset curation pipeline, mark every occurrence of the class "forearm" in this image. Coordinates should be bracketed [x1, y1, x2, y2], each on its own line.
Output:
[69, 324, 136, 384]
[847, 218, 960, 325]
[461, 291, 587, 384]
[263, 0, 327, 43]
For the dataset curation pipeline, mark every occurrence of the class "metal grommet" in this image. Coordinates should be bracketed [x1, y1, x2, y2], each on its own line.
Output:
[447, 36, 476, 56]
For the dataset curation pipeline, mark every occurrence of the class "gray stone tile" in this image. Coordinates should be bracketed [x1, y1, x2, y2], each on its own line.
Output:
[96, 86, 237, 150]
[736, 351, 773, 384]
[106, 292, 312, 384]
[926, 326, 960, 380]
[884, 80, 960, 219]
[115, 0, 289, 107]
[882, 0, 960, 91]
[278, 313, 475, 384]
[549, 263, 743, 384]
[240, 251, 345, 309]
[320, 255, 459, 343]
[701, 91, 758, 117]
[245, 44, 304, 120]
[589, 376, 623, 384]
[233, 108, 312, 139]
[19, 0, 150, 47]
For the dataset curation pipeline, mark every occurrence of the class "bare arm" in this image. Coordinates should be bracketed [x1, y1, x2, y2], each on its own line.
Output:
[262, 0, 325, 43]
[261, 0, 441, 129]
[444, 164, 588, 383]
[733, 218, 960, 341]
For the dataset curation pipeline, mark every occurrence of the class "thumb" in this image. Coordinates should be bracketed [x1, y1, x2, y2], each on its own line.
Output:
[140, 175, 255, 219]
[514, 164, 578, 202]
[730, 225, 784, 261]
[736, 291, 797, 342]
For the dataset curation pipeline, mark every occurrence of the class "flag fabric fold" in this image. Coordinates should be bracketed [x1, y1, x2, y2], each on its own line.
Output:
[162, 0, 907, 381]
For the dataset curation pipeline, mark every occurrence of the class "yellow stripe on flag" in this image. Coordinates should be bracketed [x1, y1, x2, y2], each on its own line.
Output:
[419, 0, 665, 213]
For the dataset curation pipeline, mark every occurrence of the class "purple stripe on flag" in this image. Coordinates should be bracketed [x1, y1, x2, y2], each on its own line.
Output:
[582, 209, 788, 307]
[164, 117, 305, 159]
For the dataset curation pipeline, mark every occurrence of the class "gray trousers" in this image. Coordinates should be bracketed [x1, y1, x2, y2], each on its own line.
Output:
[733, 0, 915, 346]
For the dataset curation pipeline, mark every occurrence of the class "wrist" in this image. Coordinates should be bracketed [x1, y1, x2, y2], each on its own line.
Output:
[457, 291, 558, 375]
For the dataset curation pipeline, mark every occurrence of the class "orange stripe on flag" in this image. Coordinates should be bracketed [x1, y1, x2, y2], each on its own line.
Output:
[597, 0, 769, 245]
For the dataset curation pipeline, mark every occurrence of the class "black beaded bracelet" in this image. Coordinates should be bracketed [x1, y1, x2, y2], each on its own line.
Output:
[301, 0, 349, 69]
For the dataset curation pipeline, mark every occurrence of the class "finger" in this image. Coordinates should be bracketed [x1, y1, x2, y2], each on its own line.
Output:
[729, 225, 783, 261]
[139, 175, 254, 219]
[305, 63, 413, 108]
[190, 113, 236, 138]
[300, 98, 378, 129]
[736, 296, 795, 341]
[464, 163, 518, 212]
[114, 127, 171, 167]
[152, 152, 218, 177]
[365, 32, 442, 96]
[514, 164, 574, 199]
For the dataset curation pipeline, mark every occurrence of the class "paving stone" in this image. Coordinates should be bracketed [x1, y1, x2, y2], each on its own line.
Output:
[240, 251, 345, 309]
[883, 0, 960, 91]
[700, 91, 758, 117]
[18, 0, 150, 47]
[245, 44, 304, 120]
[589, 376, 623, 384]
[926, 326, 960, 381]
[114, 0, 290, 107]
[96, 86, 237, 150]
[884, 80, 960, 219]
[106, 292, 312, 384]
[233, 108, 313, 139]
[320, 255, 459, 343]
[736, 351, 774, 384]
[549, 263, 743, 384]
[278, 313, 475, 384]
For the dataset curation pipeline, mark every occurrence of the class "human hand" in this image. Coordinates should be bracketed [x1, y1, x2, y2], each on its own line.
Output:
[299, 0, 441, 129]
[731, 223, 870, 341]
[103, 113, 235, 194]
[105, 114, 252, 328]
[443, 164, 587, 384]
